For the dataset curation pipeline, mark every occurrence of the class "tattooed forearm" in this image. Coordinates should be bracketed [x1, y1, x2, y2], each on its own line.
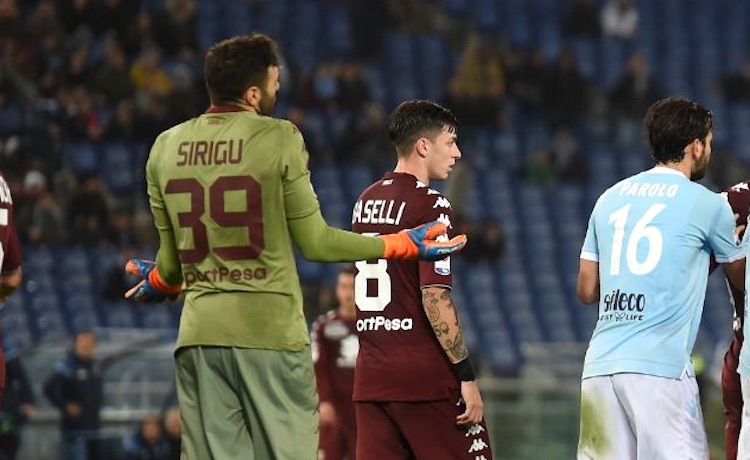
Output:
[423, 290, 441, 323]
[422, 286, 470, 363]
[446, 329, 469, 361]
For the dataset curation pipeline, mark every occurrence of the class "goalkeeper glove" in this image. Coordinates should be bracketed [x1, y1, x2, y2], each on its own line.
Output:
[124, 259, 181, 303]
[379, 221, 467, 261]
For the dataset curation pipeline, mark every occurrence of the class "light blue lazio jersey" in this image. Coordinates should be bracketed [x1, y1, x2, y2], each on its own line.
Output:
[580, 167, 742, 380]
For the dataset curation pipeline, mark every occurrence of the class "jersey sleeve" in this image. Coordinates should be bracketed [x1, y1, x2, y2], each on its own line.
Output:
[310, 317, 334, 403]
[282, 122, 321, 220]
[2, 215, 20, 273]
[705, 192, 744, 263]
[580, 211, 599, 262]
[418, 193, 453, 288]
[147, 136, 183, 285]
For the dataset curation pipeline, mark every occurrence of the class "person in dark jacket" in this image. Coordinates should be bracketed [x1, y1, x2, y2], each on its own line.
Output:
[122, 415, 172, 460]
[43, 330, 103, 460]
[0, 340, 35, 460]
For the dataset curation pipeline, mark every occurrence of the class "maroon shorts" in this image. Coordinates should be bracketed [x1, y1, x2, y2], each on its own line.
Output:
[320, 402, 357, 460]
[723, 333, 743, 460]
[355, 396, 493, 460]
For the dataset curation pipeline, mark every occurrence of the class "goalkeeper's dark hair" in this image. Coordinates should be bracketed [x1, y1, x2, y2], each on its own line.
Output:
[204, 33, 280, 105]
[388, 100, 458, 157]
[644, 97, 713, 164]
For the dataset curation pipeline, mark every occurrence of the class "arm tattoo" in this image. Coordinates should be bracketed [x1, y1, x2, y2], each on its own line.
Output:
[422, 288, 470, 361]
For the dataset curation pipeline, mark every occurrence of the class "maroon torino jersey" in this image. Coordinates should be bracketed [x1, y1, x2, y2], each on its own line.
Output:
[718, 180, 750, 335]
[0, 172, 20, 276]
[351, 172, 457, 401]
[311, 310, 358, 405]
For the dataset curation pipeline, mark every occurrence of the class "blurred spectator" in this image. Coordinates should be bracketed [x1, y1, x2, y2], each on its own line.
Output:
[133, 95, 172, 143]
[130, 46, 172, 98]
[121, 9, 155, 56]
[303, 62, 339, 110]
[122, 415, 172, 460]
[164, 64, 200, 124]
[522, 148, 557, 185]
[348, 0, 391, 60]
[152, 0, 197, 59]
[722, 58, 750, 104]
[386, 0, 440, 33]
[59, 86, 103, 141]
[0, 0, 25, 54]
[564, 0, 601, 38]
[442, 35, 507, 127]
[68, 174, 111, 245]
[105, 99, 137, 140]
[337, 103, 391, 167]
[105, 205, 138, 248]
[337, 62, 370, 111]
[43, 330, 103, 460]
[551, 128, 589, 183]
[17, 190, 67, 245]
[162, 406, 181, 460]
[0, 341, 35, 460]
[456, 216, 505, 263]
[287, 106, 327, 163]
[100, 245, 138, 301]
[608, 52, 661, 144]
[505, 48, 548, 109]
[601, 0, 638, 40]
[542, 49, 590, 127]
[92, 38, 135, 105]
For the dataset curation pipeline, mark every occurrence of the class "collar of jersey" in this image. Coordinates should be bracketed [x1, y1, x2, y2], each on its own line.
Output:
[205, 105, 249, 114]
[645, 166, 686, 178]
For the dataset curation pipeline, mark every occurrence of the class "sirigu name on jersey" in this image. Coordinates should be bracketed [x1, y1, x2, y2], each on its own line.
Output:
[356, 316, 413, 332]
[352, 199, 406, 226]
[183, 266, 267, 287]
[176, 139, 244, 166]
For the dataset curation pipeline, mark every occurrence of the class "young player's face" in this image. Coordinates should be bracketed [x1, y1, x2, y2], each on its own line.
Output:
[425, 126, 461, 180]
[336, 272, 355, 311]
[258, 65, 280, 116]
[690, 132, 712, 181]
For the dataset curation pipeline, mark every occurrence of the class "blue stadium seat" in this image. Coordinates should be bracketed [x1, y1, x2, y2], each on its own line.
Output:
[141, 305, 174, 329]
[101, 143, 135, 196]
[63, 143, 99, 175]
[105, 302, 137, 328]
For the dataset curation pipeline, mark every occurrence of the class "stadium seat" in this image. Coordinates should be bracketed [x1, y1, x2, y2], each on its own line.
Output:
[62, 142, 99, 175]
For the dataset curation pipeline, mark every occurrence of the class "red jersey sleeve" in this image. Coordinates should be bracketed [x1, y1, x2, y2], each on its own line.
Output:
[311, 315, 334, 403]
[418, 193, 454, 289]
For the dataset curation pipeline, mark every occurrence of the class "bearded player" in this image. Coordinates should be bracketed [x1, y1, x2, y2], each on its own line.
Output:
[352, 100, 493, 460]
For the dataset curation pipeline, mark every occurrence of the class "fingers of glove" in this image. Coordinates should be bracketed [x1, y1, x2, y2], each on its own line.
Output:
[124, 280, 146, 300]
[125, 259, 156, 278]
[421, 234, 468, 260]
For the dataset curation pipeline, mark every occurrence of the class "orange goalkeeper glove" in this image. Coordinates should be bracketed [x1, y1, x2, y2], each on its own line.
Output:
[124, 259, 181, 303]
[379, 221, 467, 261]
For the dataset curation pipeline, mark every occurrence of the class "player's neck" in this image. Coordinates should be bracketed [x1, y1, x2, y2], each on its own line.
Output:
[654, 161, 690, 179]
[338, 305, 356, 320]
[207, 100, 258, 114]
[393, 160, 429, 185]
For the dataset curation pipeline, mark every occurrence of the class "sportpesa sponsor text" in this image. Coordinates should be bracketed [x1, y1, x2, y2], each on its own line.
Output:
[356, 316, 413, 331]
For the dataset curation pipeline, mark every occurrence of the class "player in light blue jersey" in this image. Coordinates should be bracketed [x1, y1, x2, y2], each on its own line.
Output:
[577, 98, 745, 460]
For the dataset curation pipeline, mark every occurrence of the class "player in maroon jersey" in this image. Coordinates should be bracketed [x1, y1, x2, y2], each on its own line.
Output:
[351, 100, 492, 460]
[718, 180, 750, 460]
[0, 171, 23, 405]
[311, 265, 358, 460]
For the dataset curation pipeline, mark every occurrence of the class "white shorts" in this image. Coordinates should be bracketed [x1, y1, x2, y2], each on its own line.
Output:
[736, 377, 750, 459]
[577, 373, 708, 460]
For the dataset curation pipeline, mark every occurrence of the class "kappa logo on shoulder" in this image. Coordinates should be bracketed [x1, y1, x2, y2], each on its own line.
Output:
[433, 197, 451, 209]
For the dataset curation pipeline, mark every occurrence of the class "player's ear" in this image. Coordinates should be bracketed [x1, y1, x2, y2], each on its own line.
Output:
[243, 85, 261, 108]
[415, 137, 429, 158]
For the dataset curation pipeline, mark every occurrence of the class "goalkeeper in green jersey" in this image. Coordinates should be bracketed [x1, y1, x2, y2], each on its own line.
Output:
[124, 33, 467, 460]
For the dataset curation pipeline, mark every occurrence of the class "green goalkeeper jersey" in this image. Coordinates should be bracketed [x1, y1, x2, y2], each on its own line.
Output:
[146, 107, 384, 351]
